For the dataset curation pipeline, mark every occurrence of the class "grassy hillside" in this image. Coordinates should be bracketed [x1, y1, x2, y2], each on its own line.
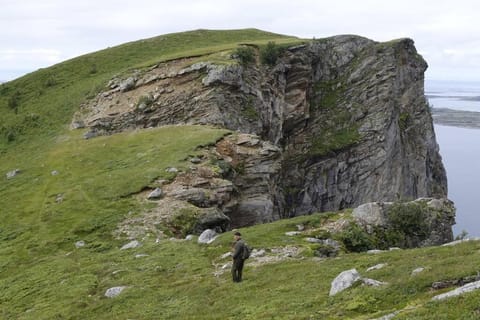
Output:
[2, 209, 480, 319]
[0, 28, 299, 150]
[0, 28, 477, 319]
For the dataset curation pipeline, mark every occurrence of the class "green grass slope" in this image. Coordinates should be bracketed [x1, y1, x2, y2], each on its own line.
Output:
[2, 210, 480, 319]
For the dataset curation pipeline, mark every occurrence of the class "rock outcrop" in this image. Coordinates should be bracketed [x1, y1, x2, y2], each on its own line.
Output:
[74, 35, 450, 233]
[352, 198, 455, 246]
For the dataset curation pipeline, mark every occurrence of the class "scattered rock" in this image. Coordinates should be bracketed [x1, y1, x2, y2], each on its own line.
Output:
[135, 254, 149, 258]
[55, 194, 64, 203]
[330, 268, 387, 296]
[432, 275, 480, 290]
[367, 249, 385, 254]
[411, 267, 425, 276]
[83, 131, 97, 139]
[185, 235, 194, 241]
[190, 157, 202, 164]
[367, 263, 387, 272]
[432, 280, 480, 301]
[71, 120, 85, 129]
[105, 286, 127, 298]
[285, 231, 301, 236]
[75, 240, 85, 248]
[166, 167, 179, 173]
[119, 77, 136, 92]
[329, 268, 362, 296]
[147, 188, 163, 200]
[362, 278, 387, 287]
[220, 252, 232, 259]
[51, 170, 59, 176]
[322, 238, 341, 248]
[370, 311, 400, 320]
[120, 240, 141, 250]
[250, 248, 266, 258]
[296, 224, 305, 231]
[6, 169, 20, 179]
[305, 237, 323, 243]
[271, 246, 301, 258]
[198, 229, 217, 244]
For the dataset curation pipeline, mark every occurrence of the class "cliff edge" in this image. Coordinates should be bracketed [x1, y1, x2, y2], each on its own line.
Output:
[74, 35, 448, 230]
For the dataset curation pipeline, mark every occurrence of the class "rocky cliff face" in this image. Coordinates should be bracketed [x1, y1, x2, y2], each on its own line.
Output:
[74, 35, 449, 231]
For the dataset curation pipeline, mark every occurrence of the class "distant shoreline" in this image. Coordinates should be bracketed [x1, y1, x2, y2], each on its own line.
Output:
[432, 107, 480, 129]
[427, 95, 480, 101]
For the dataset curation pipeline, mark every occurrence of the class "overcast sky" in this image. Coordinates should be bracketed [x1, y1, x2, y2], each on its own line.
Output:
[1, 0, 479, 82]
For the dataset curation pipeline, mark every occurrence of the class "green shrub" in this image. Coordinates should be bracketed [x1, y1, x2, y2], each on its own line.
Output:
[7, 90, 21, 112]
[44, 75, 57, 88]
[233, 46, 255, 65]
[338, 223, 373, 252]
[398, 112, 411, 130]
[136, 94, 154, 110]
[386, 201, 429, 247]
[167, 207, 201, 238]
[260, 41, 281, 66]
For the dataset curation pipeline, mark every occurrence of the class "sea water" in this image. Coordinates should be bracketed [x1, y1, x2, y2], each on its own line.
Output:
[427, 80, 480, 237]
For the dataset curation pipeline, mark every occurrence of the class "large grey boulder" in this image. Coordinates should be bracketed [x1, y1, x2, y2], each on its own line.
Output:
[120, 240, 141, 250]
[353, 202, 388, 229]
[198, 229, 217, 244]
[147, 188, 163, 200]
[329, 268, 362, 296]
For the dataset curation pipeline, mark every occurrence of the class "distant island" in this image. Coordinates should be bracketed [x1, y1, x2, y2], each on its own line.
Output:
[431, 107, 480, 129]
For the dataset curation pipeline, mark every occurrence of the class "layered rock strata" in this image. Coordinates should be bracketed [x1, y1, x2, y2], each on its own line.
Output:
[75, 35, 450, 233]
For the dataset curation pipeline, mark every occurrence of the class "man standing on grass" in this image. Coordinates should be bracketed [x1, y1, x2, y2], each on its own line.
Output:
[232, 231, 246, 282]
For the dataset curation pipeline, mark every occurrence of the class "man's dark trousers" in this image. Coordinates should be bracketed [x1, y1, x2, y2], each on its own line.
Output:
[232, 258, 245, 282]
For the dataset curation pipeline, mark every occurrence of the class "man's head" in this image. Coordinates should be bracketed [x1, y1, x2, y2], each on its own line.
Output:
[233, 231, 242, 240]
